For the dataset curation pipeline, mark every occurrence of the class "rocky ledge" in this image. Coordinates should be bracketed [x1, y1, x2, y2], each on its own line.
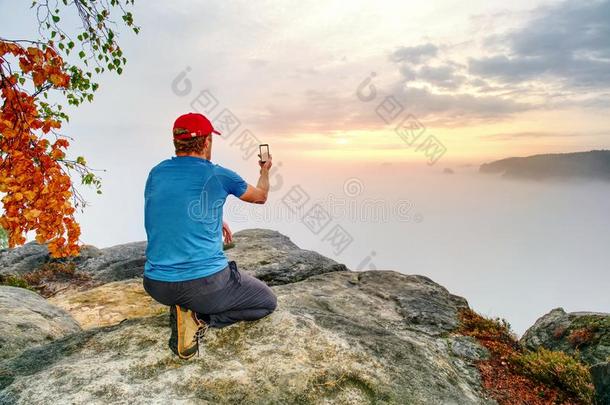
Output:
[0, 229, 346, 294]
[0, 229, 607, 404]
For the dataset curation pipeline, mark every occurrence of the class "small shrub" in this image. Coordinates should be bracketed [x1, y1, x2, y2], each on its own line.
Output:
[0, 274, 33, 290]
[17, 261, 93, 297]
[23, 262, 81, 285]
[512, 348, 595, 403]
[457, 308, 516, 353]
[567, 327, 595, 348]
[458, 309, 512, 338]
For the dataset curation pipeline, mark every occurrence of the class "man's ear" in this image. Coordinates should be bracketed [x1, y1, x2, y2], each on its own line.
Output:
[203, 135, 212, 151]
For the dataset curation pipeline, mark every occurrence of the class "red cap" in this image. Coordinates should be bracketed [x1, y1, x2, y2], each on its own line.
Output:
[172, 113, 221, 139]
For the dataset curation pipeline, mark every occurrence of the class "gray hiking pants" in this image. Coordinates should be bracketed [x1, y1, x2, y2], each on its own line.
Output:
[143, 261, 277, 328]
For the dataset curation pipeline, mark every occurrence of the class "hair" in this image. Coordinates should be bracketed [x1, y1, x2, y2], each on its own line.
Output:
[173, 135, 208, 154]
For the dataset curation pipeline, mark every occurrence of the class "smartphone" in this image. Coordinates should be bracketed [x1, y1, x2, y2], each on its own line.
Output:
[259, 144, 270, 163]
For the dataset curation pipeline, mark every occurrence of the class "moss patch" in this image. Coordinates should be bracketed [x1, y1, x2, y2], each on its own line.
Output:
[0, 274, 34, 291]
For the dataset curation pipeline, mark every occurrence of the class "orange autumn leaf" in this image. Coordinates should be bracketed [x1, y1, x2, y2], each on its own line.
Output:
[23, 209, 42, 221]
[49, 73, 66, 86]
[32, 71, 45, 87]
[0, 40, 81, 258]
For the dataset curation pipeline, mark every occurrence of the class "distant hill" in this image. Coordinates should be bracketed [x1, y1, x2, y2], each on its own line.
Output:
[480, 150, 610, 181]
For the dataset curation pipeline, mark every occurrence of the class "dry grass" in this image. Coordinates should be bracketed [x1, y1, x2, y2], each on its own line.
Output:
[23, 262, 93, 297]
[457, 308, 594, 404]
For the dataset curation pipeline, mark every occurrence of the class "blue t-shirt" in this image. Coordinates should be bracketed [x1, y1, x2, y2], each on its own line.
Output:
[144, 156, 248, 282]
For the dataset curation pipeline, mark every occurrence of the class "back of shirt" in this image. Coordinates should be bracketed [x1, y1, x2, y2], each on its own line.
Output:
[144, 156, 247, 282]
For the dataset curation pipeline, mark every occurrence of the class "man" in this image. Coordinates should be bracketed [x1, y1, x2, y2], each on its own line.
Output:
[143, 112, 277, 359]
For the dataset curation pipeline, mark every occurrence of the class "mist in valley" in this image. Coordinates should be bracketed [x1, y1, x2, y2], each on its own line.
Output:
[222, 161, 610, 335]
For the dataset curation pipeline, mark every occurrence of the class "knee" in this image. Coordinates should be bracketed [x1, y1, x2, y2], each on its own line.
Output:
[267, 289, 278, 313]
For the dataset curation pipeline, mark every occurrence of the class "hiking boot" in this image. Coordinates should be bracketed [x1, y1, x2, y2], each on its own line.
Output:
[168, 305, 207, 359]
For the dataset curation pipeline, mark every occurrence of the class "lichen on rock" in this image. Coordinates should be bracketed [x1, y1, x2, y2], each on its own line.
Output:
[0, 286, 81, 361]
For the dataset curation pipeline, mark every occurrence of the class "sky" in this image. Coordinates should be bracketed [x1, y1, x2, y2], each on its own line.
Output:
[1, 0, 610, 334]
[3, 0, 609, 162]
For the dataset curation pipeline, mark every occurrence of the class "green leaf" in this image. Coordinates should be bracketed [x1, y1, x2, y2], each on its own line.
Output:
[52, 15, 60, 23]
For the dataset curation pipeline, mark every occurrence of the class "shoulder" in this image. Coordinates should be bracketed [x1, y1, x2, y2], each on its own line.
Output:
[212, 163, 242, 179]
[150, 158, 173, 173]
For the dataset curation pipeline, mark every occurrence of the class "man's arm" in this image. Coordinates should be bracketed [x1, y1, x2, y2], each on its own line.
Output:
[239, 155, 272, 204]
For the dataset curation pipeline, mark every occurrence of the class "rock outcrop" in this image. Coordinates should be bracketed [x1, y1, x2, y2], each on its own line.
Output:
[0, 242, 49, 275]
[521, 307, 610, 366]
[4, 228, 602, 404]
[225, 229, 348, 285]
[0, 229, 346, 290]
[48, 279, 166, 329]
[521, 307, 610, 403]
[0, 286, 81, 361]
[591, 362, 610, 405]
[0, 270, 493, 405]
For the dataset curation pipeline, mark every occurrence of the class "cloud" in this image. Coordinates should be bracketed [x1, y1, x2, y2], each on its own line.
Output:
[392, 85, 530, 123]
[398, 64, 417, 81]
[382, 0, 610, 125]
[480, 130, 610, 141]
[469, 55, 550, 82]
[480, 132, 578, 141]
[469, 0, 610, 88]
[248, 59, 269, 69]
[241, 88, 377, 135]
[417, 65, 466, 90]
[390, 43, 438, 65]
[388, 45, 529, 122]
[393, 50, 469, 90]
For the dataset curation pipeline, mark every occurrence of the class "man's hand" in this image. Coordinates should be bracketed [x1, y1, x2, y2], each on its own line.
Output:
[258, 153, 272, 173]
[239, 154, 272, 204]
[222, 221, 233, 244]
